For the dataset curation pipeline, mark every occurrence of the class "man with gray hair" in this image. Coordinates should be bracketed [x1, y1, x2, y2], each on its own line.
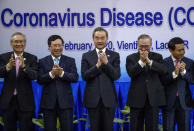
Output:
[0, 32, 38, 131]
[126, 34, 166, 131]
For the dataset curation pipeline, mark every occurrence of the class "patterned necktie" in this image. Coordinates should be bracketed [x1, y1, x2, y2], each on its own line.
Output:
[98, 50, 103, 55]
[54, 58, 59, 65]
[16, 56, 20, 76]
[175, 59, 179, 67]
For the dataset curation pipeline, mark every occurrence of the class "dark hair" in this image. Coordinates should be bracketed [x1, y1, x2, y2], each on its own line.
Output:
[48, 35, 64, 47]
[137, 34, 152, 45]
[92, 27, 108, 39]
[168, 37, 184, 50]
[11, 32, 26, 42]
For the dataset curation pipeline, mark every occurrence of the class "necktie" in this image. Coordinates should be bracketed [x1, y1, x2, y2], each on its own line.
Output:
[98, 50, 103, 55]
[175, 59, 179, 67]
[16, 56, 20, 76]
[54, 58, 59, 65]
[14, 56, 19, 95]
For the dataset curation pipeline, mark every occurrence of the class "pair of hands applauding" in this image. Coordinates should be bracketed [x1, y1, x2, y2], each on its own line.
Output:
[51, 63, 63, 76]
[96, 52, 108, 68]
[174, 61, 186, 75]
[7, 54, 25, 70]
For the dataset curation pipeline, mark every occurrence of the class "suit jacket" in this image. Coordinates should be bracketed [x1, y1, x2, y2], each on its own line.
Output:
[81, 49, 121, 108]
[38, 55, 78, 109]
[126, 52, 166, 108]
[0, 52, 38, 111]
[162, 56, 194, 110]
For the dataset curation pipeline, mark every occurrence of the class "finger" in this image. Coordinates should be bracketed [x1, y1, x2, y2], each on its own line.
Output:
[20, 56, 24, 61]
[181, 61, 185, 64]
[139, 50, 143, 54]
[11, 54, 14, 59]
[55, 64, 60, 68]
[53, 63, 58, 67]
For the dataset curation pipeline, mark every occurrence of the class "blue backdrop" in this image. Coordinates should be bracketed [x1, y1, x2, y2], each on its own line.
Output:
[0, 81, 194, 131]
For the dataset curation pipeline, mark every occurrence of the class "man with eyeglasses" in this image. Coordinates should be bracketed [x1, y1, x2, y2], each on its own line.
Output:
[37, 35, 78, 131]
[126, 34, 166, 131]
[0, 32, 38, 131]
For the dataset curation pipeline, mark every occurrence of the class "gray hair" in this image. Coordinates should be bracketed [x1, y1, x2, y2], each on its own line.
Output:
[137, 34, 152, 45]
[10, 32, 26, 43]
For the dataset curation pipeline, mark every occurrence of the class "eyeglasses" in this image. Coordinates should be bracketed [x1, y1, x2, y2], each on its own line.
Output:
[138, 45, 150, 50]
[12, 40, 25, 44]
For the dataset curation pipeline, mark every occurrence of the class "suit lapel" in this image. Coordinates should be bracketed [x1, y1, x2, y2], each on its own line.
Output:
[46, 55, 54, 70]
[59, 55, 65, 68]
[167, 56, 175, 72]
[105, 49, 112, 61]
[135, 52, 140, 63]
[90, 49, 98, 65]
[17, 52, 27, 77]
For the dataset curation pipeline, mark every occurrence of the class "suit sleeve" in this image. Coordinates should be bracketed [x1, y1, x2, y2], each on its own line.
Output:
[22, 55, 38, 80]
[182, 60, 194, 84]
[81, 53, 101, 81]
[102, 53, 121, 81]
[0, 54, 7, 78]
[150, 54, 166, 75]
[60, 58, 78, 83]
[126, 55, 144, 78]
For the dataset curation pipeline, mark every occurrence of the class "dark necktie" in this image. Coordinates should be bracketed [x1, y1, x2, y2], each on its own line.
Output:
[98, 50, 103, 55]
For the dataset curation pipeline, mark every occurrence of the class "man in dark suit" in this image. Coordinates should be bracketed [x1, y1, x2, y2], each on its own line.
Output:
[126, 34, 166, 131]
[38, 35, 78, 131]
[0, 32, 38, 131]
[162, 37, 194, 131]
[81, 27, 121, 131]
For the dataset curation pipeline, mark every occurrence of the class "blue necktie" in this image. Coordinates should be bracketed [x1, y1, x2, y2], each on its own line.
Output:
[54, 58, 59, 65]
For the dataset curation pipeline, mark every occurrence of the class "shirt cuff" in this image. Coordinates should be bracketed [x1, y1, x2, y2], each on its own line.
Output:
[138, 60, 145, 68]
[49, 71, 55, 79]
[148, 60, 153, 67]
[59, 71, 64, 78]
[6, 64, 11, 71]
[172, 71, 178, 79]
[180, 69, 186, 76]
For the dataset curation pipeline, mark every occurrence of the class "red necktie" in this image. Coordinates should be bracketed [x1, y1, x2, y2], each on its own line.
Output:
[175, 59, 179, 67]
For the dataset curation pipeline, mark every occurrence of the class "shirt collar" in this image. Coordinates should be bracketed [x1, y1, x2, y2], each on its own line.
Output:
[96, 48, 106, 54]
[14, 52, 23, 58]
[51, 55, 61, 61]
[171, 55, 180, 62]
